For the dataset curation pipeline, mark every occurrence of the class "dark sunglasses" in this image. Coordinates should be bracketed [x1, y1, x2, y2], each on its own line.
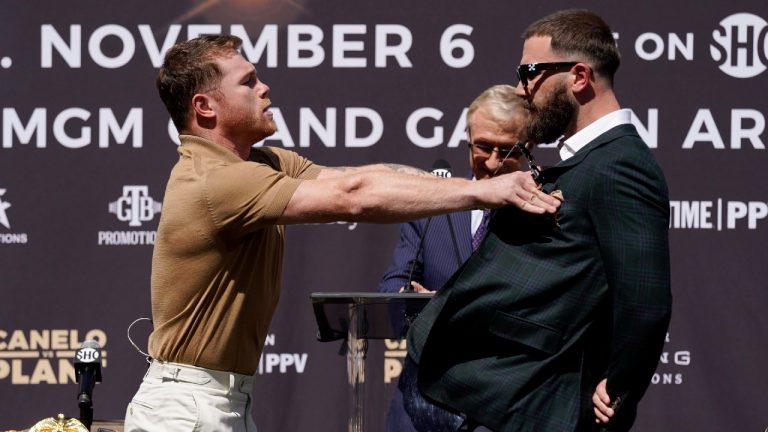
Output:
[516, 62, 578, 88]
[469, 143, 524, 159]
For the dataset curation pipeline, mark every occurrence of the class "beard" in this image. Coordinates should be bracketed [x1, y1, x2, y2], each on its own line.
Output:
[221, 105, 277, 145]
[525, 80, 577, 144]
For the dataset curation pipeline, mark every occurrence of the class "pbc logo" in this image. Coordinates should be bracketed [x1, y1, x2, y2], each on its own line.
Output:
[710, 13, 768, 78]
[108, 185, 162, 227]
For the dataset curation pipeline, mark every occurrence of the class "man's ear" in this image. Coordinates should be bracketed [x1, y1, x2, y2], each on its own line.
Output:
[571, 63, 592, 93]
[192, 93, 216, 119]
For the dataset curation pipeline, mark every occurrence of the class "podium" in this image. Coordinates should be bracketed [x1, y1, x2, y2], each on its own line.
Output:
[310, 292, 432, 432]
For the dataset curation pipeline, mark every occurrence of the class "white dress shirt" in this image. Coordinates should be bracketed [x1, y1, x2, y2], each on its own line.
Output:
[559, 109, 632, 161]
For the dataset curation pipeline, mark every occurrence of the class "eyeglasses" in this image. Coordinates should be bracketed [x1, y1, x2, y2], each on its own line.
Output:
[469, 143, 524, 159]
[516, 62, 578, 90]
[515, 143, 542, 184]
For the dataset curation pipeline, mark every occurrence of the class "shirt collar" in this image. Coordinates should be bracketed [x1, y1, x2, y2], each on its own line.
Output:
[558, 109, 632, 161]
[179, 134, 244, 164]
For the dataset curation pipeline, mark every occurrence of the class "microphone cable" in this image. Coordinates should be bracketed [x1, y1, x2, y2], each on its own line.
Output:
[127, 317, 153, 364]
[402, 159, 452, 293]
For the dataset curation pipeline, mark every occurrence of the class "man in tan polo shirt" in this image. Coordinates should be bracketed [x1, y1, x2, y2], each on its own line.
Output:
[123, 35, 560, 432]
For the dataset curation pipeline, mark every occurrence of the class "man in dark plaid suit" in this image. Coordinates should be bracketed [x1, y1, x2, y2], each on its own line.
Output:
[407, 9, 671, 432]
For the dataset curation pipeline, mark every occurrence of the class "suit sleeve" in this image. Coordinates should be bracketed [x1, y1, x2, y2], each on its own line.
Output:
[589, 142, 672, 420]
[378, 220, 426, 293]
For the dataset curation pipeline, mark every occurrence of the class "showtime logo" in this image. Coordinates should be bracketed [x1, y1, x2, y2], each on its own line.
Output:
[669, 199, 767, 230]
[634, 12, 767, 79]
[710, 13, 768, 78]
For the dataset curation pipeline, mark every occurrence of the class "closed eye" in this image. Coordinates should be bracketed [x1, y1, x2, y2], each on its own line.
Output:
[242, 72, 257, 87]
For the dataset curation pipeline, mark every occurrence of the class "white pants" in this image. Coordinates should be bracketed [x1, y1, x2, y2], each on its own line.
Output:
[124, 360, 257, 432]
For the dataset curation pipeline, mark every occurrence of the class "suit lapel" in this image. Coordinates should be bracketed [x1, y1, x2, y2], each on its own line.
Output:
[539, 124, 639, 185]
[451, 210, 473, 262]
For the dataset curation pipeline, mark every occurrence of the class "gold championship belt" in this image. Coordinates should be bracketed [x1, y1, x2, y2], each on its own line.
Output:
[28, 414, 89, 432]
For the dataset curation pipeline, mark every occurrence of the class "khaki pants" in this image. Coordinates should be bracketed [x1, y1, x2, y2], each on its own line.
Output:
[124, 360, 257, 432]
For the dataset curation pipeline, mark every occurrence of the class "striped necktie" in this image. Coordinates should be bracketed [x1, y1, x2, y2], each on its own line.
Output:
[471, 210, 490, 251]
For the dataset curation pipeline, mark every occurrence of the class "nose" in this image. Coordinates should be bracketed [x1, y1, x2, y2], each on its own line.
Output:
[514, 81, 528, 98]
[258, 80, 270, 97]
[484, 149, 503, 172]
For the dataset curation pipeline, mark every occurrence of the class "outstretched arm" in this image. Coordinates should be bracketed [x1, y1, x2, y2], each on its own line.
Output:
[277, 163, 559, 225]
[316, 163, 432, 179]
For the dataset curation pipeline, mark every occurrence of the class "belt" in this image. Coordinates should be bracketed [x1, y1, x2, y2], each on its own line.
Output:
[145, 360, 254, 394]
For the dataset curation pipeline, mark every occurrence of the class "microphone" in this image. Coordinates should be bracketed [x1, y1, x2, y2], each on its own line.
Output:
[430, 159, 452, 178]
[403, 160, 453, 293]
[75, 340, 102, 429]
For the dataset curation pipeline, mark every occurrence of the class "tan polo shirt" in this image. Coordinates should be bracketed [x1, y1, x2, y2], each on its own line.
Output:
[148, 135, 322, 374]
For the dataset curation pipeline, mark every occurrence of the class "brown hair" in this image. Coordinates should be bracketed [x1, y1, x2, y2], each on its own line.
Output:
[523, 9, 620, 84]
[156, 35, 243, 131]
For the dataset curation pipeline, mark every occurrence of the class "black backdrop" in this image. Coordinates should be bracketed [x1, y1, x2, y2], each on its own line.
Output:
[1, 1, 767, 431]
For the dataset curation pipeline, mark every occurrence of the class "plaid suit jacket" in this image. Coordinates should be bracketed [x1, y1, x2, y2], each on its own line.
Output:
[407, 124, 672, 432]
[378, 211, 472, 432]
